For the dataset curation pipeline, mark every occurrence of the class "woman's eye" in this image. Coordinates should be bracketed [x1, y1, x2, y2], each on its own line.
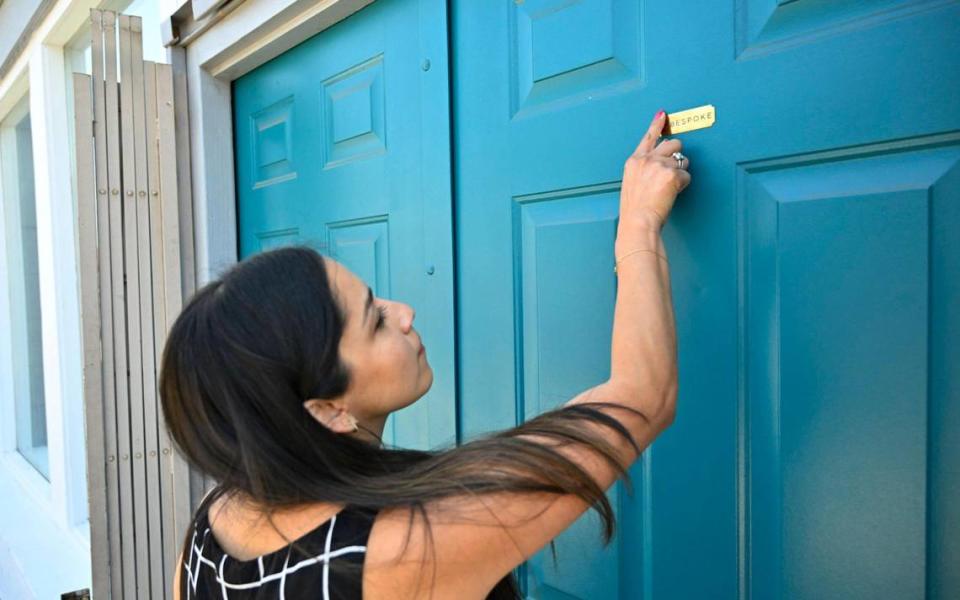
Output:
[375, 305, 388, 330]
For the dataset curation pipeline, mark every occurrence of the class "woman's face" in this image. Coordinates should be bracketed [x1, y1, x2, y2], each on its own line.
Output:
[320, 257, 433, 431]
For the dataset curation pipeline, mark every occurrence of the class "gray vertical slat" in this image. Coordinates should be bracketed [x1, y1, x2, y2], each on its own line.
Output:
[128, 17, 164, 600]
[157, 65, 193, 581]
[74, 71, 111, 600]
[144, 61, 165, 421]
[132, 60, 163, 600]
[118, 14, 150, 598]
[104, 10, 138, 600]
[167, 50, 203, 519]
[90, 10, 122, 599]
[155, 62, 191, 592]
[168, 47, 196, 299]
[156, 65, 182, 327]
[143, 58, 168, 600]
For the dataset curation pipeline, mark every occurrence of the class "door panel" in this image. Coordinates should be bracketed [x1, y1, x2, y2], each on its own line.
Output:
[452, 1, 960, 598]
[744, 144, 960, 600]
[234, 0, 455, 450]
[518, 191, 628, 599]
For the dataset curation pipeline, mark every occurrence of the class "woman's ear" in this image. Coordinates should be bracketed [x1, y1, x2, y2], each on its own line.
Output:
[303, 398, 359, 433]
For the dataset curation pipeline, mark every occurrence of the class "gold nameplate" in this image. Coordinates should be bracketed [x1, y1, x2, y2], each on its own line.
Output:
[663, 104, 716, 135]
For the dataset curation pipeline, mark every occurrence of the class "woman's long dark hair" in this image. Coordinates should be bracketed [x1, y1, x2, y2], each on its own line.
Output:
[160, 245, 649, 599]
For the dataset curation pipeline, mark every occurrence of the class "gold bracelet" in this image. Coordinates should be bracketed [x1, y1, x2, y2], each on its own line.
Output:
[614, 248, 668, 274]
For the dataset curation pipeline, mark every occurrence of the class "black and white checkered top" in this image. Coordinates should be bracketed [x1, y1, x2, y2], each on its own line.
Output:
[181, 504, 379, 599]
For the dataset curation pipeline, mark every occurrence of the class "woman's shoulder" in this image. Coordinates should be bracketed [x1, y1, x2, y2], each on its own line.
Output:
[201, 497, 369, 562]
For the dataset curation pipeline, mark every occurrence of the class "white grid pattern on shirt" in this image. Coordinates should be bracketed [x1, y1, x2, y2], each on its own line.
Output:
[183, 513, 368, 598]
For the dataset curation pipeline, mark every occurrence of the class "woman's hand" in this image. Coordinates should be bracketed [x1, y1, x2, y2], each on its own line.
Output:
[617, 110, 691, 240]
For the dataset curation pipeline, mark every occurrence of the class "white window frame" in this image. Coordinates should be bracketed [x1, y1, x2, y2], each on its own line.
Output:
[0, 94, 53, 499]
[0, 44, 88, 536]
[0, 57, 91, 597]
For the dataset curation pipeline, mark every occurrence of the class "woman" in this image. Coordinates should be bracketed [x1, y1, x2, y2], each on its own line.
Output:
[164, 110, 689, 599]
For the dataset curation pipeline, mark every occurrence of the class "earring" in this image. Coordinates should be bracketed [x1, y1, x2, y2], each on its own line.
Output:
[344, 413, 359, 433]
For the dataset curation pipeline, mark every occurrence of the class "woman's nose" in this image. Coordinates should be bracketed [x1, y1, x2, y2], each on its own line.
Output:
[403, 303, 415, 332]
[387, 299, 415, 332]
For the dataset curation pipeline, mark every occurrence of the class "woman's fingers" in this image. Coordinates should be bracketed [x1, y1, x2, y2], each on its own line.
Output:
[632, 111, 667, 156]
[648, 153, 692, 190]
[653, 137, 682, 157]
[650, 152, 691, 172]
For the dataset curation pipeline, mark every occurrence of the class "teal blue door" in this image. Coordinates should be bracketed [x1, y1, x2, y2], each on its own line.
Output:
[452, 1, 959, 599]
[236, 1, 960, 598]
[452, 0, 960, 599]
[233, 0, 455, 450]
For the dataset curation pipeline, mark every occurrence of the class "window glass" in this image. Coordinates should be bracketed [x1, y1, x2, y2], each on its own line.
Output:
[1, 105, 49, 479]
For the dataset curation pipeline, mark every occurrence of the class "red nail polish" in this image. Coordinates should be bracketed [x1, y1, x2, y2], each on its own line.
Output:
[655, 110, 665, 119]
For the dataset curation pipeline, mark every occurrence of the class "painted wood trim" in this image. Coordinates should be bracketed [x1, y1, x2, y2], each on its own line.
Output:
[115, 13, 142, 599]
[155, 60, 191, 594]
[110, 13, 139, 598]
[168, 47, 195, 296]
[147, 67, 173, 587]
[145, 58, 172, 599]
[91, 10, 124, 598]
[166, 41, 202, 540]
[28, 36, 88, 531]
[184, 53, 236, 284]
[73, 70, 110, 600]
[193, 0, 230, 21]
[144, 61, 166, 396]
[201, 0, 374, 81]
[128, 19, 168, 600]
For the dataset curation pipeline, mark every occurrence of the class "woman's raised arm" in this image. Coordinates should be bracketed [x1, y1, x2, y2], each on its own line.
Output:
[363, 111, 688, 599]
